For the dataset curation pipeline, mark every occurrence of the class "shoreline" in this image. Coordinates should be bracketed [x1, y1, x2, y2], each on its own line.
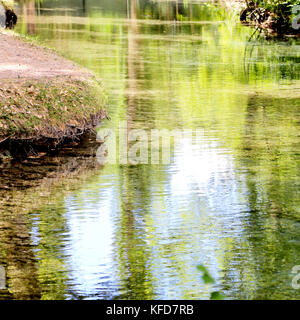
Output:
[219, 0, 300, 37]
[0, 30, 108, 160]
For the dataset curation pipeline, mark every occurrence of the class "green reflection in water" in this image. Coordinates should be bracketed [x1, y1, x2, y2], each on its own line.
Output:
[3, 0, 300, 299]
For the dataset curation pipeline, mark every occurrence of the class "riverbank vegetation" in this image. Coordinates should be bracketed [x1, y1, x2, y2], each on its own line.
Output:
[0, 0, 14, 10]
[0, 0, 17, 29]
[240, 0, 300, 35]
[0, 78, 107, 159]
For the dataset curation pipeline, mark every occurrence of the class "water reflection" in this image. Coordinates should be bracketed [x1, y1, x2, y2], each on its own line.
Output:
[0, 140, 103, 299]
[1, 0, 299, 299]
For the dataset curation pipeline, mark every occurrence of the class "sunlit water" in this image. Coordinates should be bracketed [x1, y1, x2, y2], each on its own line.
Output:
[0, 0, 300, 299]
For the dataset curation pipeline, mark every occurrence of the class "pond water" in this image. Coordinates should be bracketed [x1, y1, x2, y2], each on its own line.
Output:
[1, 0, 300, 299]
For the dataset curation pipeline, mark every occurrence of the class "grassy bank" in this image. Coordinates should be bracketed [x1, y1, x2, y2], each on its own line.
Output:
[0, 31, 108, 159]
[0, 78, 106, 139]
[0, 77, 108, 158]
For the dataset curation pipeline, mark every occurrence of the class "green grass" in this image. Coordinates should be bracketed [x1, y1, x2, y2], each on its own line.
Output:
[0, 78, 107, 140]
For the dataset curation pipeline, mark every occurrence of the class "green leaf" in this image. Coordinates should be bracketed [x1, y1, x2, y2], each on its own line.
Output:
[210, 291, 225, 300]
[197, 264, 215, 284]
[196, 265, 207, 273]
[202, 273, 215, 284]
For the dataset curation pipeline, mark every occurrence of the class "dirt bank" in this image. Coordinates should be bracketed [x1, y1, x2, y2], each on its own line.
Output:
[0, 31, 108, 159]
[0, 32, 92, 80]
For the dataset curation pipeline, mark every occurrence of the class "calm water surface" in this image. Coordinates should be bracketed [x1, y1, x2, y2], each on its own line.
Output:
[0, 0, 300, 299]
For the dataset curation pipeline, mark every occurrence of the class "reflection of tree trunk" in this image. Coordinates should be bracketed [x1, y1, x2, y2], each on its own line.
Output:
[114, 2, 153, 298]
[190, 6, 194, 34]
[22, 0, 36, 35]
[82, 0, 86, 15]
[220, 95, 290, 299]
[166, 3, 170, 21]
[0, 213, 41, 299]
[116, 167, 154, 299]
[127, 0, 140, 128]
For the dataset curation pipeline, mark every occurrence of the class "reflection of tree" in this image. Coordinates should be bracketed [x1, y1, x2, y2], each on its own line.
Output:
[82, 0, 86, 14]
[221, 94, 300, 299]
[112, 0, 155, 299]
[0, 211, 41, 299]
[34, 203, 69, 300]
[115, 166, 154, 299]
[20, 0, 37, 34]
[0, 144, 103, 300]
[126, 0, 140, 127]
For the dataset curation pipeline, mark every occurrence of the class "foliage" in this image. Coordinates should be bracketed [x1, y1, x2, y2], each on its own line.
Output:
[197, 265, 225, 300]
[249, 1, 300, 21]
[0, 0, 14, 10]
[240, 0, 300, 33]
[253, 0, 300, 11]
